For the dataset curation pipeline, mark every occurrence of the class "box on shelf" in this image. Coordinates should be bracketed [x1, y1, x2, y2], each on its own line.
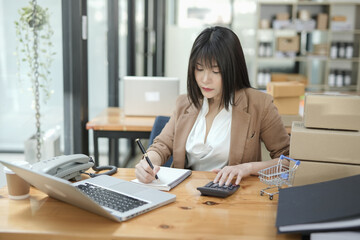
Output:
[281, 114, 303, 127]
[276, 13, 289, 21]
[267, 82, 305, 98]
[313, 43, 328, 56]
[267, 81, 305, 115]
[274, 97, 301, 115]
[271, 73, 308, 86]
[304, 94, 360, 131]
[286, 74, 308, 86]
[332, 15, 347, 22]
[277, 36, 299, 52]
[290, 160, 360, 186]
[317, 13, 328, 30]
[290, 121, 360, 165]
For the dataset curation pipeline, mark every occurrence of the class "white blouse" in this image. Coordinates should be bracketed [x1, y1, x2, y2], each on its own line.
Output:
[185, 98, 232, 171]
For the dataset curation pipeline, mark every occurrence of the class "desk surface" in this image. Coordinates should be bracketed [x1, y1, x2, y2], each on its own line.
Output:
[0, 169, 300, 240]
[86, 107, 156, 132]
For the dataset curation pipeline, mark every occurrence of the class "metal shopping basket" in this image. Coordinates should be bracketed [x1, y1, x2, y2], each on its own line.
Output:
[258, 155, 300, 200]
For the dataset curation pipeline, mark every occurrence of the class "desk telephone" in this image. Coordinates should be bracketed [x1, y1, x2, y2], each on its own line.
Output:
[32, 154, 117, 181]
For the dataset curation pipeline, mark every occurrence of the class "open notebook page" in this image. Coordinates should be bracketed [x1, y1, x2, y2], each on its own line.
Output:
[131, 167, 192, 191]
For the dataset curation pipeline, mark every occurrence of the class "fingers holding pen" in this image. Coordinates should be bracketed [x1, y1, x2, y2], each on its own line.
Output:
[150, 162, 160, 177]
[135, 159, 159, 183]
[135, 162, 151, 183]
[135, 139, 159, 180]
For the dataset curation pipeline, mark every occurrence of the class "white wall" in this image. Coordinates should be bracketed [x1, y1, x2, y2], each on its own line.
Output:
[165, 26, 203, 94]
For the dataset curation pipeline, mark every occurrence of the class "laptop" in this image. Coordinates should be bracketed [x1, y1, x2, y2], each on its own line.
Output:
[123, 76, 180, 116]
[0, 160, 176, 222]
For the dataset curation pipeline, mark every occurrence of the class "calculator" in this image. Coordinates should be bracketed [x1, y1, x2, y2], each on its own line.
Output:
[197, 181, 240, 198]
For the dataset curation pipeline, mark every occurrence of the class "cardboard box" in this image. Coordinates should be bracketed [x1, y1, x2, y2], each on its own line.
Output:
[290, 160, 360, 186]
[277, 36, 299, 52]
[281, 114, 303, 127]
[267, 82, 305, 98]
[332, 15, 347, 22]
[271, 73, 290, 82]
[290, 121, 360, 164]
[317, 13, 328, 30]
[274, 97, 300, 115]
[271, 73, 308, 86]
[304, 94, 360, 131]
[286, 74, 308, 86]
[313, 43, 328, 56]
[276, 13, 289, 21]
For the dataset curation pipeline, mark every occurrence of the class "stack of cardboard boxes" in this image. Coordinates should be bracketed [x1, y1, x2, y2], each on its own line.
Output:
[290, 94, 360, 186]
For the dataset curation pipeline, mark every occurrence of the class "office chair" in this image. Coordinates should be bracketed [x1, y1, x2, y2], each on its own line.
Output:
[148, 116, 173, 167]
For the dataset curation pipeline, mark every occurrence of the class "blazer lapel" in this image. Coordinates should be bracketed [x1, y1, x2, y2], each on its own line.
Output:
[173, 101, 200, 168]
[229, 90, 251, 165]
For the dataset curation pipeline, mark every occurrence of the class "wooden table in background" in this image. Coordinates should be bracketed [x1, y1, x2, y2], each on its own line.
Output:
[0, 169, 300, 240]
[86, 107, 156, 166]
[86, 108, 293, 167]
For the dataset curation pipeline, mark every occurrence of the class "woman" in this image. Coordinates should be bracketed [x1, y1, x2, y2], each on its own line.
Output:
[135, 26, 290, 186]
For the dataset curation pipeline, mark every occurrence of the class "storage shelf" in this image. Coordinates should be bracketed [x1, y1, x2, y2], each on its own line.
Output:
[328, 58, 360, 63]
[327, 85, 359, 91]
[258, 29, 360, 34]
[257, 56, 329, 62]
[257, 57, 360, 62]
[255, 1, 360, 92]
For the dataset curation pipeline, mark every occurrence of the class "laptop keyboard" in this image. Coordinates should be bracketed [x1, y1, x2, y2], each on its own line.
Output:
[76, 183, 147, 212]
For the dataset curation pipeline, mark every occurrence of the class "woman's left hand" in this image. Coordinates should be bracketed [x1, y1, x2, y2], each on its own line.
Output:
[212, 163, 252, 186]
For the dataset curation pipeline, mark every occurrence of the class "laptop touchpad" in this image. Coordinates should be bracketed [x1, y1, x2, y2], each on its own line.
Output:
[111, 182, 149, 195]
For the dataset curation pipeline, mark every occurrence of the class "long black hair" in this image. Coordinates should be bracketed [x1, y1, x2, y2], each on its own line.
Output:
[187, 26, 251, 110]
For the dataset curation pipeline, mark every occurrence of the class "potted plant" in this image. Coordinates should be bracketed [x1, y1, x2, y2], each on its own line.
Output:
[14, 0, 55, 162]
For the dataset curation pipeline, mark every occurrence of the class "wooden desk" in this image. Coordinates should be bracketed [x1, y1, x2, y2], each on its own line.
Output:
[86, 107, 156, 166]
[0, 169, 300, 240]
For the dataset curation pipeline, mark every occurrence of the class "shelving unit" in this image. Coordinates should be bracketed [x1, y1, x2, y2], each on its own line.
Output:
[254, 0, 360, 91]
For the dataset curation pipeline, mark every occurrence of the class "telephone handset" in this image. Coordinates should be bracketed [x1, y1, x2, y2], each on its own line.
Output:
[32, 154, 94, 181]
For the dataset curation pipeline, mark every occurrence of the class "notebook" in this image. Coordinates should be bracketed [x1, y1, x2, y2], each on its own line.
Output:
[123, 76, 180, 116]
[131, 167, 192, 191]
[276, 174, 360, 234]
[0, 159, 176, 222]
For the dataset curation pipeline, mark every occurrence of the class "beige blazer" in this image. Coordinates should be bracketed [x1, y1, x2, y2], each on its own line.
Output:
[148, 88, 290, 168]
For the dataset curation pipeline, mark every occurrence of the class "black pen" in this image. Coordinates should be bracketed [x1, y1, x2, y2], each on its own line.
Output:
[135, 138, 158, 179]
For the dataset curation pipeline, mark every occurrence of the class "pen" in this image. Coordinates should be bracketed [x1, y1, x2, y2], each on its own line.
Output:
[135, 138, 158, 179]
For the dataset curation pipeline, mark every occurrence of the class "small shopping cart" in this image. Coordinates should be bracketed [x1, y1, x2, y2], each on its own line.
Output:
[258, 155, 300, 200]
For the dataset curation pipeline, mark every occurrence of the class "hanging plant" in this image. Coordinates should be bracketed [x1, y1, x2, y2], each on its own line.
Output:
[14, 0, 55, 161]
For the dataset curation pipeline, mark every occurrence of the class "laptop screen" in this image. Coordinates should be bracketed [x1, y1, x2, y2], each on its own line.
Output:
[123, 76, 180, 117]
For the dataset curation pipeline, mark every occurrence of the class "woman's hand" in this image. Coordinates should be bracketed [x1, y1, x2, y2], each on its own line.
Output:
[135, 151, 162, 183]
[212, 163, 252, 186]
[135, 158, 160, 183]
